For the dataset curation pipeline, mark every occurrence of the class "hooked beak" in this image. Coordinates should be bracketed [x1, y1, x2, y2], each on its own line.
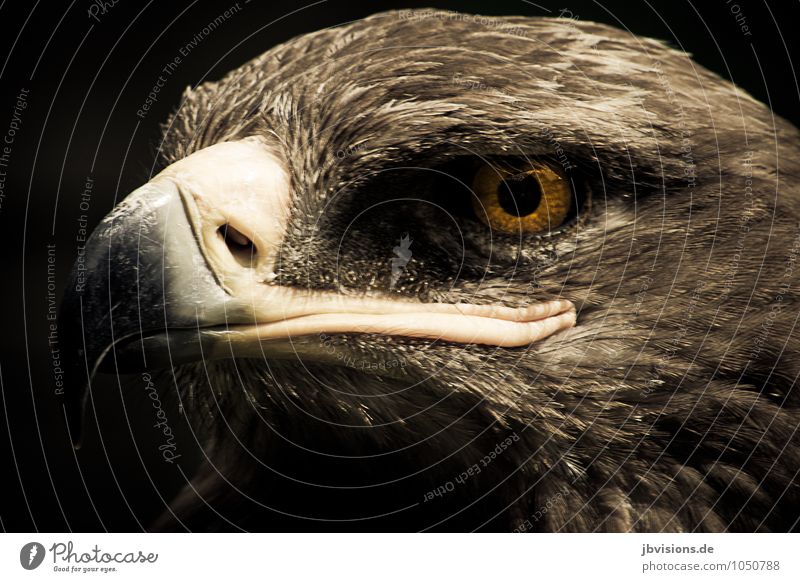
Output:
[58, 138, 576, 447]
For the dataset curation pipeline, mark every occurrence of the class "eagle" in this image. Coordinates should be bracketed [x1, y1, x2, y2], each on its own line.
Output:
[59, 9, 800, 532]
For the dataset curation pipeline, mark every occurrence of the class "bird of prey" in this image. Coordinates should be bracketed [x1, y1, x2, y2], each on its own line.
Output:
[59, 9, 800, 532]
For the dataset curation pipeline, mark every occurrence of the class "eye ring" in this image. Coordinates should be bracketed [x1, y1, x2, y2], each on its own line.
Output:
[471, 161, 572, 234]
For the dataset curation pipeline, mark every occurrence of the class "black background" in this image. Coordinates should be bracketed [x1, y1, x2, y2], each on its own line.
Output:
[0, 0, 797, 531]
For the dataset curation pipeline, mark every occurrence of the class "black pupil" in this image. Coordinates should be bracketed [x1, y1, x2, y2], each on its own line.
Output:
[497, 174, 542, 217]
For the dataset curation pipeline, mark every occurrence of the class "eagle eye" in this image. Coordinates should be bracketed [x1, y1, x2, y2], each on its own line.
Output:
[471, 161, 572, 234]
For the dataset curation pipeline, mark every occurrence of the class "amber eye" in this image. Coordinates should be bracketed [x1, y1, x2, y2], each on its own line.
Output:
[471, 161, 572, 234]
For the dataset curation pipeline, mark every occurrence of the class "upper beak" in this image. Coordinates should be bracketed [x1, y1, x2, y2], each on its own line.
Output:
[59, 139, 577, 447]
[58, 178, 228, 446]
[59, 137, 293, 446]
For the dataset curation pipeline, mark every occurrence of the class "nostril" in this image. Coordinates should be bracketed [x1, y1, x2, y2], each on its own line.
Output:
[218, 224, 257, 267]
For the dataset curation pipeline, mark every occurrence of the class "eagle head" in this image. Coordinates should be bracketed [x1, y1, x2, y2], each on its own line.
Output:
[59, 9, 800, 531]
